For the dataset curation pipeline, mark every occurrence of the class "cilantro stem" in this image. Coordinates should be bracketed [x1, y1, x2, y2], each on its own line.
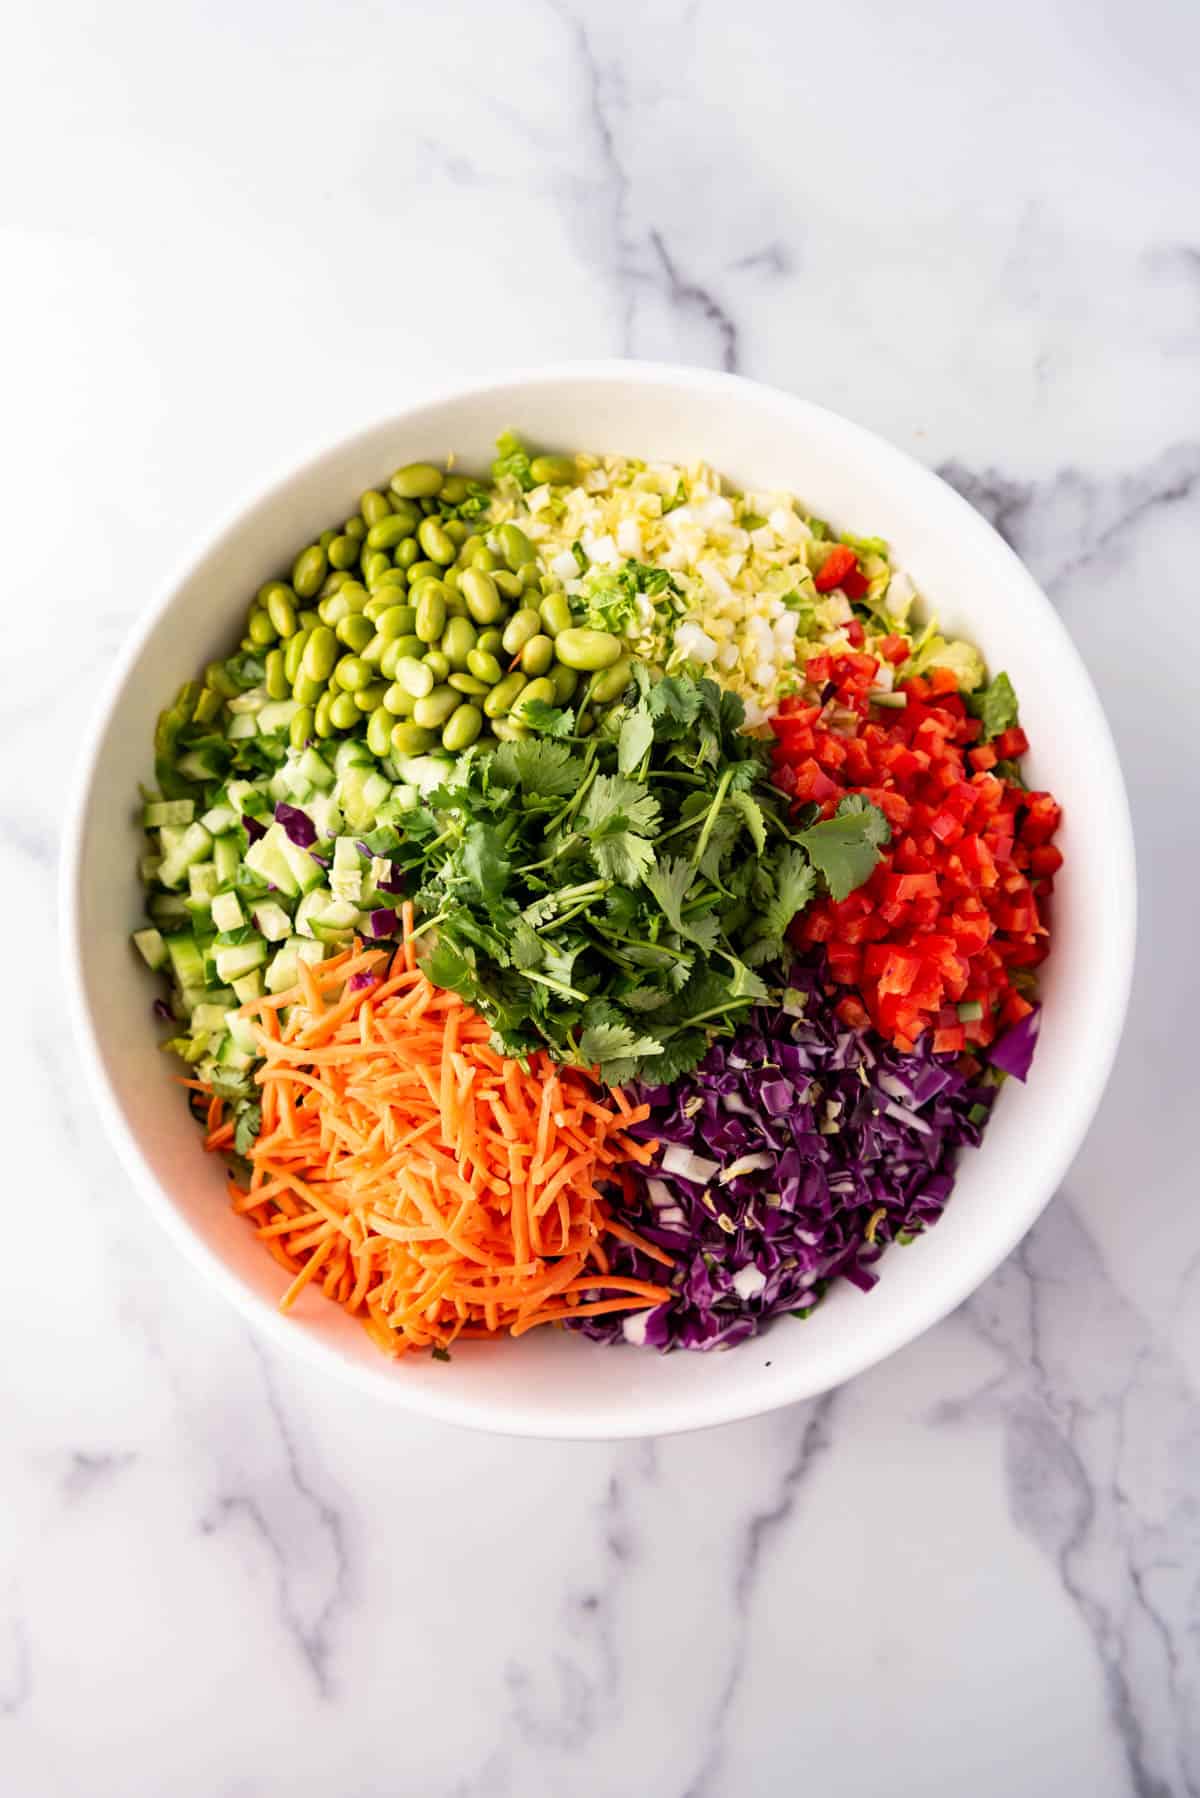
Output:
[408, 908, 447, 941]
[523, 969, 589, 1002]
[676, 997, 756, 1028]
[691, 768, 733, 868]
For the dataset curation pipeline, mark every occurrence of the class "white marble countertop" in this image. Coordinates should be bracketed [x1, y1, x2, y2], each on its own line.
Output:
[5, 0, 1199, 1792]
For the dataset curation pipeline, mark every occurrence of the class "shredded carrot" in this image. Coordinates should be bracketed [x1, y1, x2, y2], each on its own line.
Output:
[211, 932, 669, 1356]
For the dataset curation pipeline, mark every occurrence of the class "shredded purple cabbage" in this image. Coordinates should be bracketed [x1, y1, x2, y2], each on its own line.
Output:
[366, 907, 398, 939]
[242, 813, 267, 844]
[572, 955, 998, 1352]
[152, 997, 173, 1022]
[989, 1006, 1041, 1082]
[347, 970, 379, 993]
[274, 802, 317, 848]
[356, 842, 405, 893]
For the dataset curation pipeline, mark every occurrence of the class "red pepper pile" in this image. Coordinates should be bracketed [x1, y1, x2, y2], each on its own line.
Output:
[771, 646, 1063, 1054]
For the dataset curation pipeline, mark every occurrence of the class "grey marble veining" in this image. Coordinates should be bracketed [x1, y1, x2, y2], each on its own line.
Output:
[3, 0, 1200, 1793]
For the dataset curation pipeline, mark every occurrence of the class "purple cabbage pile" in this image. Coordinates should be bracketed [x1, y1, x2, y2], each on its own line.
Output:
[573, 954, 1001, 1353]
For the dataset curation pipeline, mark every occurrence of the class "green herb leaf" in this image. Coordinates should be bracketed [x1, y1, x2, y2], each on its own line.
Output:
[617, 706, 654, 775]
[234, 1103, 262, 1157]
[797, 797, 890, 902]
[968, 671, 1020, 742]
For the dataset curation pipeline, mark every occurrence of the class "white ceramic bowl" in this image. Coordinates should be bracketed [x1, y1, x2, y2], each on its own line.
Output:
[62, 363, 1136, 1439]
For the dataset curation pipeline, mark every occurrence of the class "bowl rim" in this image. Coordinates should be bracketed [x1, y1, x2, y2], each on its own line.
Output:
[60, 359, 1137, 1438]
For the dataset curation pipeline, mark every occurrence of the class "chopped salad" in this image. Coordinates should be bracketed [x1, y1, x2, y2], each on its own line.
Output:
[132, 439, 1062, 1356]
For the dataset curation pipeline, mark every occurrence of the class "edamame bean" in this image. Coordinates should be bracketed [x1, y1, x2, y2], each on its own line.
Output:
[336, 613, 375, 654]
[444, 518, 469, 547]
[319, 570, 349, 600]
[415, 588, 446, 643]
[422, 650, 450, 683]
[443, 704, 482, 752]
[448, 672, 489, 697]
[372, 567, 409, 591]
[439, 473, 471, 504]
[257, 578, 294, 608]
[468, 545, 499, 573]
[290, 706, 315, 750]
[476, 628, 503, 656]
[442, 567, 463, 600]
[395, 537, 421, 571]
[550, 663, 579, 705]
[390, 722, 438, 755]
[284, 628, 311, 683]
[266, 586, 298, 638]
[319, 591, 353, 627]
[329, 690, 360, 730]
[413, 685, 462, 729]
[298, 609, 320, 632]
[293, 671, 324, 705]
[264, 649, 289, 700]
[417, 516, 456, 565]
[366, 511, 419, 552]
[461, 568, 503, 624]
[360, 490, 392, 525]
[248, 609, 276, 646]
[328, 533, 360, 571]
[395, 656, 435, 699]
[367, 706, 394, 756]
[194, 686, 223, 725]
[301, 626, 338, 683]
[493, 569, 524, 601]
[344, 516, 366, 540]
[502, 608, 542, 656]
[355, 681, 388, 712]
[467, 648, 503, 685]
[484, 671, 527, 718]
[498, 522, 536, 571]
[520, 633, 554, 676]
[389, 463, 444, 500]
[318, 528, 337, 552]
[576, 709, 594, 736]
[512, 676, 556, 718]
[375, 602, 417, 639]
[441, 617, 477, 669]
[588, 655, 632, 704]
[456, 534, 484, 562]
[491, 717, 531, 742]
[334, 654, 372, 692]
[538, 592, 574, 637]
[393, 634, 426, 662]
[383, 682, 415, 717]
[362, 551, 391, 587]
[292, 545, 328, 599]
[407, 559, 440, 585]
[362, 632, 387, 668]
[553, 627, 622, 671]
[314, 691, 335, 737]
[530, 454, 576, 485]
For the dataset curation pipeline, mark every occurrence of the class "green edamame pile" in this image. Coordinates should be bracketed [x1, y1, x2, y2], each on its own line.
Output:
[200, 454, 633, 764]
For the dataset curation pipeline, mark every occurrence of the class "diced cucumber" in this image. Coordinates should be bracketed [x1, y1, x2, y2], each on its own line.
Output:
[310, 899, 360, 944]
[265, 943, 301, 993]
[159, 822, 214, 889]
[334, 738, 372, 775]
[200, 803, 238, 835]
[166, 933, 207, 992]
[211, 891, 244, 932]
[179, 984, 211, 1017]
[212, 835, 241, 884]
[333, 837, 360, 874]
[214, 939, 268, 983]
[280, 763, 313, 801]
[192, 1002, 231, 1037]
[296, 939, 327, 966]
[257, 699, 300, 735]
[189, 862, 220, 902]
[280, 836, 325, 895]
[245, 824, 300, 897]
[176, 745, 227, 783]
[132, 927, 168, 971]
[186, 896, 216, 930]
[144, 799, 194, 828]
[158, 824, 187, 858]
[395, 754, 452, 795]
[231, 971, 264, 1006]
[294, 888, 328, 938]
[227, 1009, 260, 1052]
[225, 780, 257, 813]
[337, 763, 393, 830]
[227, 713, 258, 740]
[267, 770, 292, 805]
[305, 791, 342, 840]
[227, 688, 267, 716]
[252, 900, 293, 942]
[216, 1036, 255, 1073]
[297, 746, 334, 791]
[148, 892, 190, 928]
[139, 854, 162, 884]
